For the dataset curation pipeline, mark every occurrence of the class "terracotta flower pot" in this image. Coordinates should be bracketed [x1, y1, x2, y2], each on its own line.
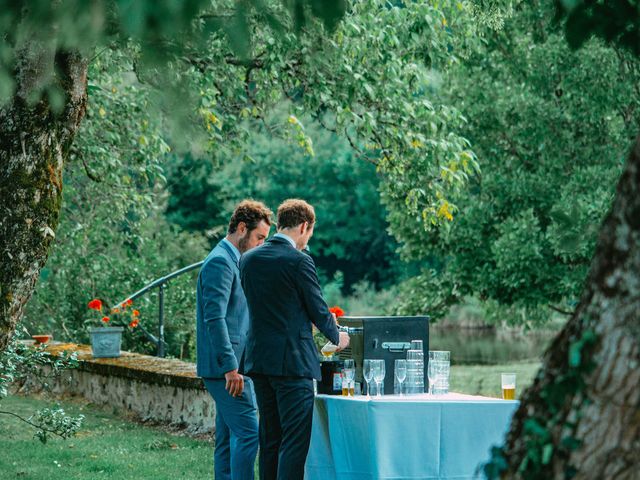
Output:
[32, 334, 53, 344]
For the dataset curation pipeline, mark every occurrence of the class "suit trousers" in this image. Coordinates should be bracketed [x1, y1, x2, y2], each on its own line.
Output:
[204, 377, 259, 480]
[251, 375, 315, 480]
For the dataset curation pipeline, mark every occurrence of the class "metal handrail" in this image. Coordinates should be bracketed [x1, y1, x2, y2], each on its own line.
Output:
[114, 261, 204, 357]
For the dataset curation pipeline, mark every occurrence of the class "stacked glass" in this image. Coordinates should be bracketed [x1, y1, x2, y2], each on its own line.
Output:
[428, 350, 450, 395]
[405, 339, 425, 394]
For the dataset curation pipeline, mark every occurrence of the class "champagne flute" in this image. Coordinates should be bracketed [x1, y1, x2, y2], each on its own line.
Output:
[373, 360, 385, 396]
[343, 359, 355, 396]
[363, 359, 374, 397]
[394, 359, 407, 395]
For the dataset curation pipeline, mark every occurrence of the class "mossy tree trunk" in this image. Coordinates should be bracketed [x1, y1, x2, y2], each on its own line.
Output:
[499, 135, 640, 479]
[0, 41, 87, 351]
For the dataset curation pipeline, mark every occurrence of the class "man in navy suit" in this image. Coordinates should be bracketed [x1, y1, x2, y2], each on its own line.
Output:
[196, 200, 273, 480]
[240, 199, 350, 480]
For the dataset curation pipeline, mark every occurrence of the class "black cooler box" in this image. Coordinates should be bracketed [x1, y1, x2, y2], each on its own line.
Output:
[337, 316, 429, 395]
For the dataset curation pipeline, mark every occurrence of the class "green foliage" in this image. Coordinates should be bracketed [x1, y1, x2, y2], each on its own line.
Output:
[167, 109, 406, 290]
[164, 153, 228, 235]
[0, 334, 84, 443]
[556, 0, 640, 56]
[176, 0, 479, 229]
[0, 0, 347, 104]
[321, 272, 400, 316]
[8, 1, 485, 344]
[396, 2, 638, 320]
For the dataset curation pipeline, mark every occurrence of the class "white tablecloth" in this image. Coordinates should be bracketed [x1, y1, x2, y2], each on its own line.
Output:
[305, 393, 518, 480]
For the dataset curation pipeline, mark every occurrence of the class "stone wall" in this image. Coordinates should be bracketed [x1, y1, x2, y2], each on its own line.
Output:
[22, 342, 215, 435]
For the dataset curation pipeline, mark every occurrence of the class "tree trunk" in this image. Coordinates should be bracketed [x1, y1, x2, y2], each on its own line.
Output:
[0, 43, 87, 351]
[498, 135, 640, 479]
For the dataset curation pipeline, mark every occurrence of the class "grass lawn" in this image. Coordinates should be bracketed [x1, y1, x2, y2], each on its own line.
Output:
[0, 362, 540, 479]
[0, 394, 214, 480]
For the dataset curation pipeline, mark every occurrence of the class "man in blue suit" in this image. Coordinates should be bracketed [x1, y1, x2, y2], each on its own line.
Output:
[240, 199, 350, 480]
[197, 200, 273, 480]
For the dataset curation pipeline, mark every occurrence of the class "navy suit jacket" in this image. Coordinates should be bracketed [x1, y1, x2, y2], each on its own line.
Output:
[240, 236, 340, 380]
[196, 240, 249, 379]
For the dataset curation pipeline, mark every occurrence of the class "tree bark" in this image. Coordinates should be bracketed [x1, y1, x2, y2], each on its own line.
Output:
[500, 135, 640, 479]
[0, 43, 87, 351]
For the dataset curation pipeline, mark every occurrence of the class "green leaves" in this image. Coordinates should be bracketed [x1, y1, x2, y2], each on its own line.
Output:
[396, 2, 637, 319]
[0, 334, 84, 443]
[556, 0, 640, 56]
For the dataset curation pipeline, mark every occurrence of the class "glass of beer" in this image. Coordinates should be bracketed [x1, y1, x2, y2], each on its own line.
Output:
[321, 342, 338, 360]
[343, 359, 355, 396]
[501, 373, 516, 400]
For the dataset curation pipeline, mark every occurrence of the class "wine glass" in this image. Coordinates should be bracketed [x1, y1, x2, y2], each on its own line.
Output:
[373, 360, 386, 396]
[394, 359, 407, 395]
[363, 359, 374, 397]
[343, 359, 355, 396]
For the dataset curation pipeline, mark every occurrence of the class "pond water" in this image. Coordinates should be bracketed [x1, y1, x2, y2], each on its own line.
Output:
[428, 327, 557, 365]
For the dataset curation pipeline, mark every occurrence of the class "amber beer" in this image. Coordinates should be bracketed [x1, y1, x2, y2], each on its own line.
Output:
[502, 386, 516, 400]
[501, 372, 517, 400]
[342, 386, 355, 396]
[321, 342, 338, 359]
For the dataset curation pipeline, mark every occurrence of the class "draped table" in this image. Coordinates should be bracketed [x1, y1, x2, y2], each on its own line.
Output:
[305, 392, 519, 480]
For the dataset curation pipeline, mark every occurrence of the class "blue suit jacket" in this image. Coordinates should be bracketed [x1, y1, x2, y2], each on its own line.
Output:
[196, 240, 249, 379]
[240, 236, 340, 380]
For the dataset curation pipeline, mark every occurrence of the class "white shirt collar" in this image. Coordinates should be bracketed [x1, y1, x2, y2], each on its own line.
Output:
[273, 232, 297, 249]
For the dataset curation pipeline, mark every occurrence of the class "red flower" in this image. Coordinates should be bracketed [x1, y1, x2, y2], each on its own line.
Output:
[101, 316, 110, 323]
[329, 306, 345, 318]
[88, 299, 103, 311]
[126, 299, 133, 306]
[129, 318, 139, 328]
[132, 309, 140, 317]
[111, 307, 121, 314]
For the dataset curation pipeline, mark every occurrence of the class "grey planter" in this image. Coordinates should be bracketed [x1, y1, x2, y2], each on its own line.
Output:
[89, 327, 124, 358]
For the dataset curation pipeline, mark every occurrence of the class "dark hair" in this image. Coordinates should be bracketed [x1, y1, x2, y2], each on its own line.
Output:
[276, 199, 315, 229]
[228, 200, 273, 234]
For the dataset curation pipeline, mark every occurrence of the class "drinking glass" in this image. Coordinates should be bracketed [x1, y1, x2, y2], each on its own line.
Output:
[363, 359, 374, 397]
[429, 350, 450, 361]
[321, 341, 338, 360]
[406, 349, 425, 394]
[343, 359, 355, 397]
[410, 339, 424, 352]
[394, 359, 407, 395]
[429, 351, 451, 395]
[427, 358, 438, 395]
[501, 373, 516, 400]
[373, 360, 386, 396]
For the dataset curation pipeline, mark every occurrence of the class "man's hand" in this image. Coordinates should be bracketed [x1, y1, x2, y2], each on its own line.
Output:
[336, 331, 350, 352]
[224, 369, 244, 397]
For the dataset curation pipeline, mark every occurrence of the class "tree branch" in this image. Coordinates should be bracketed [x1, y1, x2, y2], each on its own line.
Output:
[547, 304, 574, 316]
[0, 410, 69, 439]
[81, 157, 102, 182]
